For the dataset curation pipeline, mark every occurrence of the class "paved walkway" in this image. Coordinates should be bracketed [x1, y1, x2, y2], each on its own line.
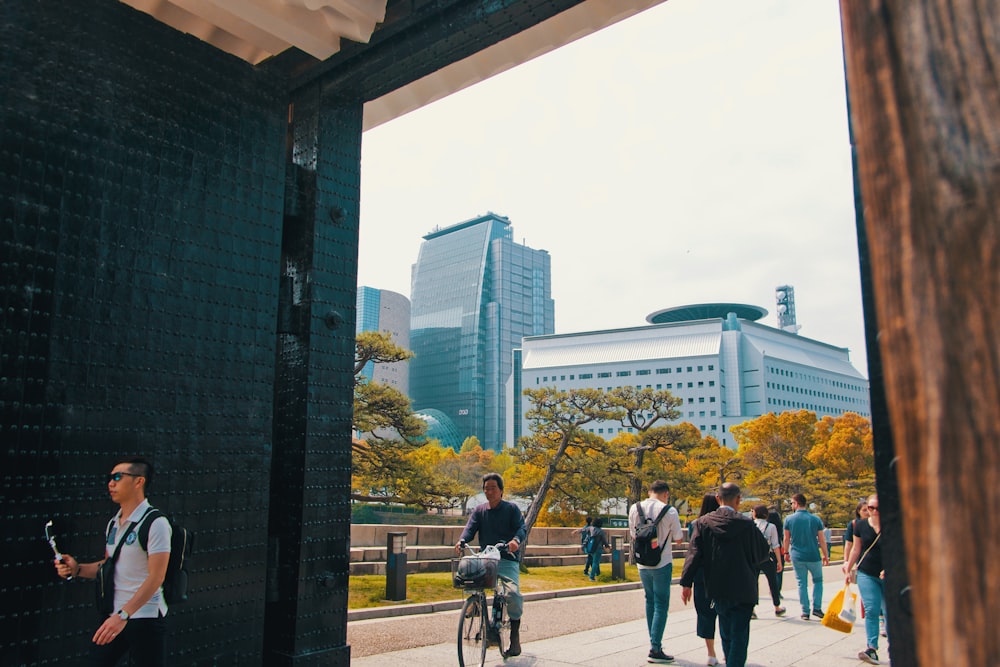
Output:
[350, 565, 886, 666]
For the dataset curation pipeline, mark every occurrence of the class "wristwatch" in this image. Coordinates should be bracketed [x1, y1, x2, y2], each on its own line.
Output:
[116, 609, 130, 621]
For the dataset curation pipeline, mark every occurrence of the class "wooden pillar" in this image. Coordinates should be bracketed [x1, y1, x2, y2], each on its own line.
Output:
[839, 2, 1000, 665]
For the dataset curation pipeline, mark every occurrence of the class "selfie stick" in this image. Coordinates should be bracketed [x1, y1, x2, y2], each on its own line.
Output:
[45, 520, 72, 581]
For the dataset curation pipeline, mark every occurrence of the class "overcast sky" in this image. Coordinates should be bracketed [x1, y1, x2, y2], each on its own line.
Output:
[357, 0, 869, 376]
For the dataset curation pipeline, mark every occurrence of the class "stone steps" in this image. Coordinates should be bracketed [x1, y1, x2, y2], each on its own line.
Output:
[348, 523, 689, 576]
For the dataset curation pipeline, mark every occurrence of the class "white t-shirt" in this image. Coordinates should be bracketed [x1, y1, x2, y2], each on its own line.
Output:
[106, 499, 172, 618]
[755, 517, 781, 549]
[628, 498, 683, 569]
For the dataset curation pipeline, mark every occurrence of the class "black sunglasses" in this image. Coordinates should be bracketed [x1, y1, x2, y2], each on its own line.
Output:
[106, 472, 143, 483]
[867, 505, 879, 510]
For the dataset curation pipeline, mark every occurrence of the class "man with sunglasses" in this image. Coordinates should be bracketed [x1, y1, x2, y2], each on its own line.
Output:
[54, 457, 171, 666]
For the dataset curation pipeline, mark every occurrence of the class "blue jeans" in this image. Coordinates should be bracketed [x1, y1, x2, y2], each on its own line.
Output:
[587, 551, 602, 578]
[856, 571, 887, 650]
[714, 600, 754, 667]
[639, 566, 672, 652]
[498, 558, 523, 620]
[792, 559, 824, 613]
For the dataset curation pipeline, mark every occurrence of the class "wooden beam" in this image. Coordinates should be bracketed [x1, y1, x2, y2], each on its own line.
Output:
[839, 1, 1000, 665]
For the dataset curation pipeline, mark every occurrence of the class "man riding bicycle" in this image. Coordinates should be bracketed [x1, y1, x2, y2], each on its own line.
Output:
[455, 473, 526, 656]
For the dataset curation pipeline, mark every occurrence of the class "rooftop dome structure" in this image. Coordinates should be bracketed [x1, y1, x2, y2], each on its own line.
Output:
[646, 303, 768, 324]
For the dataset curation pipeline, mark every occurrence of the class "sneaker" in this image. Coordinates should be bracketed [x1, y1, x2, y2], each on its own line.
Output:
[800, 613, 810, 621]
[775, 606, 786, 616]
[812, 609, 825, 620]
[648, 649, 674, 663]
[859, 647, 879, 664]
[707, 658, 720, 666]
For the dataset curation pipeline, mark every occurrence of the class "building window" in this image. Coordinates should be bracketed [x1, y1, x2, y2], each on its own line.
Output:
[697, 365, 703, 371]
[687, 366, 693, 372]
[688, 398, 694, 404]
[636, 369, 651, 376]
[709, 365, 715, 371]
[598, 372, 611, 378]
[656, 368, 670, 374]
[710, 397, 716, 402]
[709, 381, 715, 386]
[699, 397, 705, 403]
[617, 370, 631, 377]
[698, 381, 704, 387]
[676, 367, 683, 373]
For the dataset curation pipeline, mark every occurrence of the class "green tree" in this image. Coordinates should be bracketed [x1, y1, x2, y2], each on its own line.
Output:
[351, 331, 429, 505]
[605, 386, 683, 504]
[517, 387, 620, 541]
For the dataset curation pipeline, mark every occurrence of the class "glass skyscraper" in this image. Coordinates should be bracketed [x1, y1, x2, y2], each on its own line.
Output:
[409, 212, 554, 451]
[355, 286, 410, 392]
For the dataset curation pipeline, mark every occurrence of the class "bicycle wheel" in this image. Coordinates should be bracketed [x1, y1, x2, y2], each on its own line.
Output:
[492, 594, 510, 658]
[458, 595, 487, 667]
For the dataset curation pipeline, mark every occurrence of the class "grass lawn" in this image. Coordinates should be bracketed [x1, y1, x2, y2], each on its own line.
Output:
[349, 559, 686, 609]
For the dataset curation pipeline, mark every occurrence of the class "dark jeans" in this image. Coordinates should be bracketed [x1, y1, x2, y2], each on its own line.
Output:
[87, 616, 167, 667]
[714, 600, 754, 667]
[760, 555, 782, 607]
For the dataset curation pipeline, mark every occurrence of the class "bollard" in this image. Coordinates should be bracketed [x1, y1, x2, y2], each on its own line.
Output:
[386, 532, 407, 601]
[611, 535, 625, 580]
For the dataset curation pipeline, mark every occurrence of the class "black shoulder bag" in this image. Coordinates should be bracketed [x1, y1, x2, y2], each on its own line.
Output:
[95, 509, 154, 615]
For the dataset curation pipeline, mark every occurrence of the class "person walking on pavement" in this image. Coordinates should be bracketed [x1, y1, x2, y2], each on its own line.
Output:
[574, 516, 594, 576]
[690, 493, 722, 666]
[752, 504, 786, 618]
[455, 473, 527, 656]
[585, 518, 609, 581]
[628, 480, 684, 664]
[680, 483, 771, 667]
[783, 493, 830, 621]
[767, 508, 785, 591]
[843, 494, 887, 665]
[53, 456, 172, 667]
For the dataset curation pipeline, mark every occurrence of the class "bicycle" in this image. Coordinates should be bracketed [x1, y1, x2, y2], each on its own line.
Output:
[454, 542, 515, 667]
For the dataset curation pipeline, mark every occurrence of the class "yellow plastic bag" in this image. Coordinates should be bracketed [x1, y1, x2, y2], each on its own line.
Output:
[821, 586, 855, 633]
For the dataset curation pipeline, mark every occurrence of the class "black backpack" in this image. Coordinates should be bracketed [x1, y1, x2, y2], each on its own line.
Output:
[633, 502, 672, 566]
[135, 508, 192, 605]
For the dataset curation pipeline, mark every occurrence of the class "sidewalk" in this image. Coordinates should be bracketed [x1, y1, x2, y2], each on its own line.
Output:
[350, 566, 882, 666]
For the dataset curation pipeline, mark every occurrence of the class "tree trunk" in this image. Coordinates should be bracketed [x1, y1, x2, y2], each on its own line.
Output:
[521, 437, 571, 545]
[628, 449, 646, 507]
[840, 2, 1000, 665]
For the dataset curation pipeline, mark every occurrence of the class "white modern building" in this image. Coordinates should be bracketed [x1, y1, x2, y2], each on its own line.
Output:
[508, 303, 870, 449]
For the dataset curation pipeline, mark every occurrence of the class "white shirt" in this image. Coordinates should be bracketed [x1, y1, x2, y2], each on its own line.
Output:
[628, 498, 683, 569]
[106, 499, 172, 618]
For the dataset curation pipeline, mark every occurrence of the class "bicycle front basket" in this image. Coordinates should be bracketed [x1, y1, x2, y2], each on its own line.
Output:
[453, 556, 498, 589]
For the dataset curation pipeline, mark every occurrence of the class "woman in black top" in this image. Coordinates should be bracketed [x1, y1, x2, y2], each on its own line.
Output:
[691, 493, 722, 666]
[843, 494, 884, 665]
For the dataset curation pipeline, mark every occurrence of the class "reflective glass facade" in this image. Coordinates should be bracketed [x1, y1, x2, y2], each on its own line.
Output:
[355, 286, 410, 391]
[410, 213, 553, 450]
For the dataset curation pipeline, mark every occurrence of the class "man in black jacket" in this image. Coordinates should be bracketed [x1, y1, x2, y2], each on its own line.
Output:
[679, 483, 770, 667]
